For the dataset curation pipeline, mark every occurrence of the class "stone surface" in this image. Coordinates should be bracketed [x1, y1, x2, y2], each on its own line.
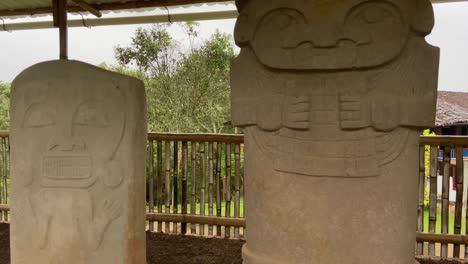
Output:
[9, 60, 147, 264]
[231, 0, 440, 263]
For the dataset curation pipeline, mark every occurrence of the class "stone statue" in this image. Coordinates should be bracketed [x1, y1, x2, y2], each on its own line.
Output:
[231, 0, 439, 263]
[10, 60, 147, 264]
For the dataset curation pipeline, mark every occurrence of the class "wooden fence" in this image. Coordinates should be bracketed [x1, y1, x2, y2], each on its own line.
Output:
[1, 132, 468, 258]
[416, 136, 468, 261]
[145, 133, 245, 238]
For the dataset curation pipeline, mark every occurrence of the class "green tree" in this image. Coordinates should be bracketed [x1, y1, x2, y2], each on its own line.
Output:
[114, 23, 236, 133]
[0, 82, 10, 130]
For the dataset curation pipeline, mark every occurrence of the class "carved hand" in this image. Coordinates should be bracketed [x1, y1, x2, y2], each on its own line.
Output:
[256, 95, 284, 131]
[100, 200, 121, 223]
[370, 96, 400, 131]
[282, 96, 310, 130]
[339, 95, 371, 129]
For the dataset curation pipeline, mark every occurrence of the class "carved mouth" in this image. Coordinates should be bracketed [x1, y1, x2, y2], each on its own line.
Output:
[284, 40, 358, 68]
[43, 155, 92, 180]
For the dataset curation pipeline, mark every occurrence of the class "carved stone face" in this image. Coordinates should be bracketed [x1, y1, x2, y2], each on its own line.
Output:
[11, 74, 125, 188]
[235, 0, 433, 70]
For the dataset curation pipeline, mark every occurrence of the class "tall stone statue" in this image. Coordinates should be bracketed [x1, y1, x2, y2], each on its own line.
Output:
[231, 0, 439, 263]
[10, 60, 147, 264]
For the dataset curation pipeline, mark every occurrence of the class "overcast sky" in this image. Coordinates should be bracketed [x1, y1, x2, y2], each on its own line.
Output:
[0, 2, 467, 93]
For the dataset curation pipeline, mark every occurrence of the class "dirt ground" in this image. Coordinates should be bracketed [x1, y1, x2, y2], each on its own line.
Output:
[0, 222, 464, 264]
[417, 257, 468, 264]
[0, 223, 244, 264]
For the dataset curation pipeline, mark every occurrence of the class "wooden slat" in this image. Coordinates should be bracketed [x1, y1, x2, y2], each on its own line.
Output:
[234, 143, 241, 238]
[3, 138, 8, 222]
[225, 143, 231, 238]
[157, 140, 163, 232]
[215, 142, 222, 237]
[190, 142, 197, 235]
[441, 146, 451, 258]
[148, 140, 155, 231]
[208, 143, 214, 236]
[173, 141, 179, 234]
[417, 145, 425, 255]
[165, 141, 171, 233]
[181, 142, 188, 234]
[429, 146, 438, 256]
[454, 146, 464, 258]
[147, 213, 245, 228]
[199, 143, 206, 236]
[0, 138, 4, 222]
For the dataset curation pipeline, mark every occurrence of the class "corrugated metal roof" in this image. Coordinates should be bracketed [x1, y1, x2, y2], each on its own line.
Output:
[1, 0, 132, 10]
[0, 0, 234, 18]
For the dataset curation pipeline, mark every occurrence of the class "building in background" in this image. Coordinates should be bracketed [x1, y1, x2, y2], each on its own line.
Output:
[434, 91, 468, 204]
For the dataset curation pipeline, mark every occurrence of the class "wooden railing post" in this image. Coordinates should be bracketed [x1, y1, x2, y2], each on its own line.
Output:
[208, 143, 214, 236]
[190, 142, 197, 235]
[234, 143, 241, 238]
[148, 140, 155, 231]
[417, 145, 425, 255]
[199, 143, 206, 236]
[181, 142, 188, 234]
[441, 146, 451, 258]
[429, 145, 438, 256]
[454, 146, 464, 258]
[216, 142, 222, 237]
[157, 140, 163, 232]
[165, 141, 171, 233]
[225, 143, 231, 238]
[173, 141, 179, 234]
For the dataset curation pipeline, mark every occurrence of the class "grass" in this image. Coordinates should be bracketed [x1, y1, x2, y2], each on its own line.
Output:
[423, 207, 467, 234]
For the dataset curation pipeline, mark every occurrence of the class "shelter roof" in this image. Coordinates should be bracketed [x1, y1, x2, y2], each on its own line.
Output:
[0, 0, 461, 18]
[436, 91, 468, 127]
[0, 0, 233, 18]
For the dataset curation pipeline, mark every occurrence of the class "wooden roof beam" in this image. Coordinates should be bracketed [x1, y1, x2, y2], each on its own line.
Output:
[71, 0, 102, 17]
[0, 0, 231, 17]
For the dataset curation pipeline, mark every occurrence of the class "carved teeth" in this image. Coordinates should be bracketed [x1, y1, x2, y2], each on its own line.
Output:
[43, 155, 92, 180]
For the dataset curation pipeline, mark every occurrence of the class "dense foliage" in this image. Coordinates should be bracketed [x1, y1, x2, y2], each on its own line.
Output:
[114, 23, 236, 133]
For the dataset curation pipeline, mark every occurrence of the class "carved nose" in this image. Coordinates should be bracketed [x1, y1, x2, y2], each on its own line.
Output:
[48, 136, 86, 152]
[309, 29, 340, 48]
[283, 28, 341, 49]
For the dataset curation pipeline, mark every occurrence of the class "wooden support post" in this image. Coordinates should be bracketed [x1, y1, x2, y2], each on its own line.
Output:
[54, 0, 68, 60]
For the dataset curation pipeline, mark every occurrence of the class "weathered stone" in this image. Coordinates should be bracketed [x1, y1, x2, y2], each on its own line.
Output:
[9, 60, 147, 264]
[232, 0, 440, 263]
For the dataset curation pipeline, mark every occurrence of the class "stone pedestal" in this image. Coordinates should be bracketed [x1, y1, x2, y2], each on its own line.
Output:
[9, 60, 147, 264]
[231, 0, 440, 263]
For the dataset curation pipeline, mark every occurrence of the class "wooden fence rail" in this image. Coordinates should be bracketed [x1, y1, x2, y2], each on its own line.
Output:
[1, 132, 468, 255]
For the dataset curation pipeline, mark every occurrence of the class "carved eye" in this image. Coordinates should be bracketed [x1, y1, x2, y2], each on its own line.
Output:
[74, 102, 110, 127]
[348, 2, 399, 25]
[23, 103, 55, 128]
[262, 9, 306, 30]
